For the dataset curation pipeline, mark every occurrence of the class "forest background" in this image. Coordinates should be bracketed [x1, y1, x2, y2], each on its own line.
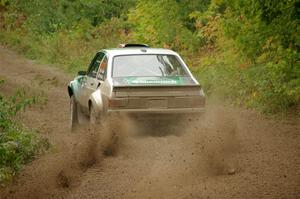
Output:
[0, 0, 299, 114]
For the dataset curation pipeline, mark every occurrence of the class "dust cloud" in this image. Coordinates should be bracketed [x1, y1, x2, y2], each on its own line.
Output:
[192, 106, 240, 176]
[1, 106, 241, 199]
[0, 114, 131, 198]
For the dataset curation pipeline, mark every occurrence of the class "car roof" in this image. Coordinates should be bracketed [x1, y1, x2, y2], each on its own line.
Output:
[100, 48, 179, 57]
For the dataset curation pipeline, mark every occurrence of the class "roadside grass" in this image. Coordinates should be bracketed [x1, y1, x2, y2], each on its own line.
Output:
[0, 80, 49, 184]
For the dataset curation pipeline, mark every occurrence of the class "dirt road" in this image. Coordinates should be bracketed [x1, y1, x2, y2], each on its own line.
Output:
[0, 46, 299, 199]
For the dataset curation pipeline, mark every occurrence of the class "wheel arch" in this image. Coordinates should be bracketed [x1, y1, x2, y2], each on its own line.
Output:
[68, 79, 80, 98]
[89, 89, 104, 116]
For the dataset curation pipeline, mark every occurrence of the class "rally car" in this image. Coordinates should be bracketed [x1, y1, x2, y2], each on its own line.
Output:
[68, 44, 205, 131]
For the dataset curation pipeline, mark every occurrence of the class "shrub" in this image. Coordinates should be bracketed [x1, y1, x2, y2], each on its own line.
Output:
[0, 80, 49, 183]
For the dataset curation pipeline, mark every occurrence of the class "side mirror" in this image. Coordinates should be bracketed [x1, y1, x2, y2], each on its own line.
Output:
[78, 71, 86, 76]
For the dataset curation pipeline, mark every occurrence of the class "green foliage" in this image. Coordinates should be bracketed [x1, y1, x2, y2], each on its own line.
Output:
[128, 0, 203, 53]
[0, 0, 134, 73]
[0, 80, 49, 183]
[6, 0, 136, 33]
[193, 0, 300, 113]
[0, 0, 8, 6]
[0, 0, 299, 114]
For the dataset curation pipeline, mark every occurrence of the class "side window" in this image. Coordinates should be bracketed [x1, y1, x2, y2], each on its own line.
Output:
[97, 56, 108, 80]
[87, 52, 104, 78]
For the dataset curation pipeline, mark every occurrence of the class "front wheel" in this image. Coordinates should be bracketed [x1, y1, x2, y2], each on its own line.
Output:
[70, 95, 78, 132]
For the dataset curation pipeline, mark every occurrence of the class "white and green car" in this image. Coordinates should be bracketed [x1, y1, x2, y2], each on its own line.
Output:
[68, 44, 205, 130]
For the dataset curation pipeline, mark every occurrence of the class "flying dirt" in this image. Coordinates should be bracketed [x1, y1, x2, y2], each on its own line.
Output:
[0, 46, 299, 199]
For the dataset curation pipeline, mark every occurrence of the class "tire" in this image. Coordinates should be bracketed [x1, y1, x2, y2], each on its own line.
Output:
[89, 109, 121, 156]
[102, 114, 123, 156]
[70, 95, 78, 132]
[89, 105, 97, 133]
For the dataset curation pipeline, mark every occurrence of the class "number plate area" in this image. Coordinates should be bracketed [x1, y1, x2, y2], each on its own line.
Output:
[148, 99, 168, 109]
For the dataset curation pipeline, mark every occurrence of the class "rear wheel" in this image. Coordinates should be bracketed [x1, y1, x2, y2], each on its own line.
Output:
[70, 95, 78, 132]
[89, 108, 121, 156]
[104, 114, 128, 156]
[89, 105, 97, 133]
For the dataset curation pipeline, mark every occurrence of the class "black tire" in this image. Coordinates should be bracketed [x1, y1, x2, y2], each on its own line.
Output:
[70, 95, 78, 132]
[89, 109, 121, 156]
[89, 105, 97, 133]
[102, 114, 123, 156]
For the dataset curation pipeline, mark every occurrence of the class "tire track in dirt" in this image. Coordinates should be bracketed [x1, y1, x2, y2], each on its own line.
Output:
[0, 46, 105, 198]
[0, 46, 300, 198]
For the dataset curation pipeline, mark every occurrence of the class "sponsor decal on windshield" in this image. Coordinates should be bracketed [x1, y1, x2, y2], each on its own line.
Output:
[126, 77, 182, 85]
[130, 79, 177, 84]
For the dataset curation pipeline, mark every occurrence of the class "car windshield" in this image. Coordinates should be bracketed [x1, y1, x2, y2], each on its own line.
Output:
[112, 54, 189, 77]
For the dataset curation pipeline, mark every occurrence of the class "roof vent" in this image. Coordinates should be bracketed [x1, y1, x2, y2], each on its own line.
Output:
[119, 43, 149, 48]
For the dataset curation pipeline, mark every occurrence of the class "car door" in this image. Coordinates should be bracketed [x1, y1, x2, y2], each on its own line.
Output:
[81, 52, 105, 109]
